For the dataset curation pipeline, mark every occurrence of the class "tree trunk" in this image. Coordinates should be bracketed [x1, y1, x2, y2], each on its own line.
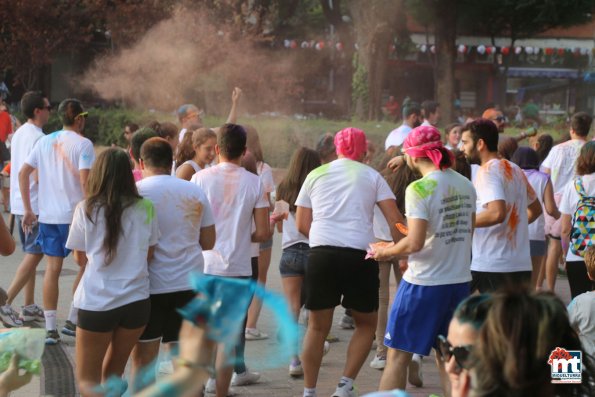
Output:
[366, 25, 392, 120]
[433, 1, 457, 124]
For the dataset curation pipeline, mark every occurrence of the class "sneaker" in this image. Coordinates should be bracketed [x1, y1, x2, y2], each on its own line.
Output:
[205, 378, 237, 396]
[323, 341, 331, 356]
[20, 304, 45, 322]
[408, 354, 423, 387]
[61, 320, 76, 337]
[338, 314, 354, 330]
[369, 354, 386, 370]
[0, 304, 23, 327]
[331, 385, 357, 397]
[289, 358, 303, 377]
[45, 329, 61, 345]
[245, 327, 268, 340]
[325, 333, 339, 343]
[231, 369, 260, 386]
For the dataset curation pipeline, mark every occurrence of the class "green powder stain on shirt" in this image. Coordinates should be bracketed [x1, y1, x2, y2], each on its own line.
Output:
[138, 198, 155, 224]
[308, 163, 331, 179]
[410, 178, 438, 199]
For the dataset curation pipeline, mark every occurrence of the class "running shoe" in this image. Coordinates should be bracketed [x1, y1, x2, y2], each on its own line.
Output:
[245, 328, 268, 340]
[338, 314, 354, 330]
[61, 320, 77, 337]
[289, 358, 303, 377]
[323, 341, 331, 356]
[20, 304, 45, 322]
[331, 384, 357, 397]
[204, 378, 237, 396]
[231, 369, 260, 386]
[0, 304, 23, 327]
[408, 354, 424, 387]
[369, 354, 386, 370]
[45, 329, 61, 345]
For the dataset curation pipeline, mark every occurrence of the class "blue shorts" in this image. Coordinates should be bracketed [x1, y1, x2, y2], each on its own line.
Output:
[16, 215, 42, 255]
[384, 280, 469, 355]
[36, 223, 71, 258]
[279, 243, 309, 277]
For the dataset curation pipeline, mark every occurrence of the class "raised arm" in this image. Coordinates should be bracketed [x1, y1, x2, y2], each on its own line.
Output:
[225, 87, 242, 124]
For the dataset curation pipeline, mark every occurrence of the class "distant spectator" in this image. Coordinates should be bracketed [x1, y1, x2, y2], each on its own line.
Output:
[316, 132, 337, 164]
[421, 100, 440, 127]
[385, 100, 421, 150]
[382, 96, 400, 122]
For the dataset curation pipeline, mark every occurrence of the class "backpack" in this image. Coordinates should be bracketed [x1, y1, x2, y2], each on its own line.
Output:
[570, 177, 595, 257]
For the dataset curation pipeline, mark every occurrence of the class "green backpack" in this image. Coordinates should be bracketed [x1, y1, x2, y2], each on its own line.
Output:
[570, 177, 595, 258]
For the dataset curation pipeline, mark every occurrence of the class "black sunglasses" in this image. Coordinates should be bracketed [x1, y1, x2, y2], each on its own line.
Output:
[436, 335, 472, 369]
[492, 116, 505, 122]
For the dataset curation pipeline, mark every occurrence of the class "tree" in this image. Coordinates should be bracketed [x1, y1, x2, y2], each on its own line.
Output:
[0, 0, 100, 91]
[347, 0, 401, 120]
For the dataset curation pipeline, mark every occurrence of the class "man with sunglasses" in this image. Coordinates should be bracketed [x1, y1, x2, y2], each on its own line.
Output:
[373, 125, 476, 393]
[19, 98, 95, 344]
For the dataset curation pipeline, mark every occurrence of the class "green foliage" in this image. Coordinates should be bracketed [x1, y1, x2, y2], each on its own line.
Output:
[351, 53, 369, 119]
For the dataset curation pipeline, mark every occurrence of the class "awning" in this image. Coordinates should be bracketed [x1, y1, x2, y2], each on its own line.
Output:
[505, 67, 580, 79]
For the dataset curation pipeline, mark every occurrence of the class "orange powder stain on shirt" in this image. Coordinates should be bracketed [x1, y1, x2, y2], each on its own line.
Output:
[500, 160, 514, 182]
[507, 203, 520, 245]
[177, 198, 204, 229]
[53, 141, 77, 177]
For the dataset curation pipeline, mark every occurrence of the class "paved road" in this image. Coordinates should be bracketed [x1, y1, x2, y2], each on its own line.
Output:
[1, 212, 572, 397]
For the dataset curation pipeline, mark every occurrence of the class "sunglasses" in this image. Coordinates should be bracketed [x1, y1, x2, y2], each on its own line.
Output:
[76, 111, 89, 119]
[492, 116, 505, 122]
[436, 335, 473, 369]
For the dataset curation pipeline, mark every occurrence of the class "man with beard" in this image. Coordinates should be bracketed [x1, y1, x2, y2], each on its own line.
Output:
[460, 119, 542, 293]
[373, 125, 476, 395]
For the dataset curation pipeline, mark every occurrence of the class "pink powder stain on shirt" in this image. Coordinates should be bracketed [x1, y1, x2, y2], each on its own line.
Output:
[53, 141, 78, 177]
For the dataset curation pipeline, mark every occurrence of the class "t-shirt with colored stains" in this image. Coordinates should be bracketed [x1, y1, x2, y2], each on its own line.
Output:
[542, 140, 587, 193]
[10, 122, 44, 215]
[192, 162, 269, 277]
[295, 158, 396, 251]
[559, 173, 595, 262]
[403, 169, 476, 286]
[137, 175, 215, 293]
[66, 199, 159, 311]
[471, 159, 537, 273]
[25, 130, 95, 224]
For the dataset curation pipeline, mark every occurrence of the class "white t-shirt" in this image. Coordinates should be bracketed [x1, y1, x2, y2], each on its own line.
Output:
[282, 211, 309, 250]
[191, 162, 269, 277]
[178, 128, 188, 142]
[257, 162, 275, 194]
[559, 174, 595, 262]
[10, 122, 44, 215]
[25, 130, 95, 224]
[541, 140, 586, 193]
[137, 175, 215, 293]
[568, 291, 595, 358]
[295, 158, 396, 251]
[373, 205, 392, 241]
[384, 124, 412, 150]
[524, 169, 550, 241]
[471, 159, 536, 273]
[404, 169, 476, 286]
[65, 199, 159, 311]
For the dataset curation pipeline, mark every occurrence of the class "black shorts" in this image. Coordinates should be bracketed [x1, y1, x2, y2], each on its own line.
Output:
[470, 271, 532, 293]
[139, 290, 195, 343]
[305, 245, 379, 313]
[78, 298, 151, 333]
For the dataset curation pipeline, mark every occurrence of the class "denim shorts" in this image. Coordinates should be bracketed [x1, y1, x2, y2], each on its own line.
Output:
[279, 243, 309, 277]
[16, 215, 42, 255]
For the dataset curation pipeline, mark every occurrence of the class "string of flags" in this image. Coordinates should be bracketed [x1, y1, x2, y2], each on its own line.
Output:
[281, 39, 593, 56]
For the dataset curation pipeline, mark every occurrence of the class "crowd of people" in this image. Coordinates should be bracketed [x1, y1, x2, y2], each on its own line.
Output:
[0, 89, 593, 397]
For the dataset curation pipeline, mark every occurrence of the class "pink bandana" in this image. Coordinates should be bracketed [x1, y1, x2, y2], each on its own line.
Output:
[334, 127, 367, 161]
[403, 125, 452, 169]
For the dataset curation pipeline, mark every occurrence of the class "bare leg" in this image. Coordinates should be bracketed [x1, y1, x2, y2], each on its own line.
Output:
[281, 276, 304, 360]
[6, 253, 43, 305]
[343, 310, 377, 378]
[76, 327, 112, 396]
[302, 308, 334, 388]
[545, 239, 562, 291]
[43, 256, 64, 310]
[379, 348, 412, 390]
[130, 340, 161, 392]
[246, 247, 272, 329]
[215, 346, 234, 397]
[530, 255, 544, 290]
[103, 326, 147, 380]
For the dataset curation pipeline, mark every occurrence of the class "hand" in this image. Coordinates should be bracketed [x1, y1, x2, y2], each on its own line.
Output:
[21, 211, 36, 236]
[231, 87, 242, 104]
[387, 155, 404, 172]
[0, 354, 33, 396]
[373, 248, 390, 261]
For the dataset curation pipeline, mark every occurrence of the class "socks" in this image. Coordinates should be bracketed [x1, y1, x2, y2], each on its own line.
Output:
[67, 303, 78, 324]
[303, 387, 316, 397]
[338, 376, 354, 390]
[44, 310, 56, 331]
